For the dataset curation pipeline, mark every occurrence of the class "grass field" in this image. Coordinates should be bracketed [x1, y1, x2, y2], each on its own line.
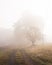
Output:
[0, 44, 52, 65]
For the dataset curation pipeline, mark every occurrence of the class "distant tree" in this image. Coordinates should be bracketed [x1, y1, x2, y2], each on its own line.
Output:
[14, 15, 43, 47]
[25, 26, 43, 46]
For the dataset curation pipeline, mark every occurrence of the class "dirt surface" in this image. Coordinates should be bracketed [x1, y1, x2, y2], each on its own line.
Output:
[8, 49, 42, 65]
[8, 50, 17, 65]
[19, 49, 40, 65]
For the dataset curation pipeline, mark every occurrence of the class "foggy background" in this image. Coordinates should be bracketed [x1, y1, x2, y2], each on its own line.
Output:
[0, 0, 52, 47]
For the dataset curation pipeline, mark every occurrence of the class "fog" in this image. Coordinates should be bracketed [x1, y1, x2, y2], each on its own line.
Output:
[0, 28, 13, 47]
[0, 14, 44, 48]
[0, 0, 52, 44]
[0, 1, 52, 65]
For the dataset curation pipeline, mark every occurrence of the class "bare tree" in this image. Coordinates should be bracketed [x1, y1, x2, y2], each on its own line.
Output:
[14, 14, 43, 48]
[25, 26, 43, 46]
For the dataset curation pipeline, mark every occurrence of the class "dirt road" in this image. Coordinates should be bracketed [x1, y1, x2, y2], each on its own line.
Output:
[8, 49, 39, 65]
[8, 50, 17, 65]
[20, 49, 40, 65]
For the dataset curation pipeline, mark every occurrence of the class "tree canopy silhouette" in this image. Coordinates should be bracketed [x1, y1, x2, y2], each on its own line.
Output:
[14, 14, 43, 48]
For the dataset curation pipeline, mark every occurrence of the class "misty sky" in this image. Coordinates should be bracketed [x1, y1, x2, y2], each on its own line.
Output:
[0, 0, 52, 42]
